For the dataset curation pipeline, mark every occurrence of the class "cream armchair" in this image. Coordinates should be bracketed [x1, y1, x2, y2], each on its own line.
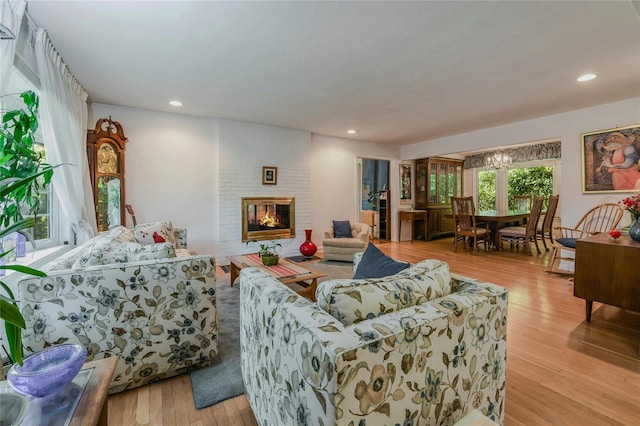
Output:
[322, 222, 370, 261]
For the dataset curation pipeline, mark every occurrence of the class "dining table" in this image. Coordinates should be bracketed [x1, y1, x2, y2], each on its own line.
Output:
[475, 209, 532, 248]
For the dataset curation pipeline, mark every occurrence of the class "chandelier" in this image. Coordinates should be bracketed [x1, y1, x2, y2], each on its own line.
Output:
[484, 150, 512, 170]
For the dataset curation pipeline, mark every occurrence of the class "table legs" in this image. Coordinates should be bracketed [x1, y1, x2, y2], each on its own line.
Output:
[230, 263, 240, 287]
[295, 278, 318, 302]
[586, 300, 593, 322]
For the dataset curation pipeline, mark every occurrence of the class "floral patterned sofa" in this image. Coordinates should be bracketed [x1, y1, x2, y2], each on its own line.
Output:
[239, 256, 508, 425]
[16, 223, 218, 393]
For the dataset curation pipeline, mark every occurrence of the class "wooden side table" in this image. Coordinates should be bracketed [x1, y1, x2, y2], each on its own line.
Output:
[0, 356, 117, 426]
[71, 357, 118, 426]
[398, 210, 427, 242]
[574, 233, 640, 322]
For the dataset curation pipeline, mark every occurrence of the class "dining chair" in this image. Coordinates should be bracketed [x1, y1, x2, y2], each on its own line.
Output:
[498, 196, 544, 255]
[546, 203, 624, 274]
[536, 194, 559, 251]
[451, 196, 490, 253]
[513, 195, 532, 211]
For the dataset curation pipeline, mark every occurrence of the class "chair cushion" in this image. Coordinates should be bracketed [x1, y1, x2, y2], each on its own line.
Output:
[353, 243, 409, 279]
[332, 220, 352, 238]
[323, 238, 365, 249]
[556, 237, 577, 248]
[316, 259, 452, 326]
[499, 226, 526, 236]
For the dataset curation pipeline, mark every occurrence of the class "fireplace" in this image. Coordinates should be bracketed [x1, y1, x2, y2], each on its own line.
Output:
[242, 197, 295, 242]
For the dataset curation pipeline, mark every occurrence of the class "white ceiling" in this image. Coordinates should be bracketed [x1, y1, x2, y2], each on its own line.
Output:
[25, 1, 640, 145]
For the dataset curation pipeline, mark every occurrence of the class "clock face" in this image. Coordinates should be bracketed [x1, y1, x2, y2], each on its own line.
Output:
[97, 142, 119, 173]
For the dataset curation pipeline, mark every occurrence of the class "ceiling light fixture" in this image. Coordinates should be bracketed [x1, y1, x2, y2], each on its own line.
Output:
[347, 129, 356, 134]
[577, 73, 597, 82]
[169, 100, 182, 107]
[484, 149, 512, 170]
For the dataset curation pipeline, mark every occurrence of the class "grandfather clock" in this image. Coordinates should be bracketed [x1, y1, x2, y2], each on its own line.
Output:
[87, 117, 128, 232]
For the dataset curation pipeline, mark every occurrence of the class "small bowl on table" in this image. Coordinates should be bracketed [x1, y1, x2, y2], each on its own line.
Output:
[7, 344, 87, 398]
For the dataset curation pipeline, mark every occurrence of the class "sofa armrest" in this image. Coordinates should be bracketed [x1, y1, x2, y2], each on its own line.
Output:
[354, 224, 370, 242]
[240, 267, 508, 426]
[17, 254, 217, 393]
[324, 226, 335, 239]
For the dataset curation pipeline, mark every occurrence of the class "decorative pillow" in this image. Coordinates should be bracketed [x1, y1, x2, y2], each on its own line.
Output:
[354, 243, 409, 279]
[332, 220, 352, 238]
[117, 242, 176, 261]
[71, 239, 128, 268]
[112, 226, 136, 243]
[316, 259, 452, 326]
[135, 221, 175, 246]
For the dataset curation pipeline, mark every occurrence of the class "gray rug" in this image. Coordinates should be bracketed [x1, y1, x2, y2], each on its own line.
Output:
[189, 260, 353, 409]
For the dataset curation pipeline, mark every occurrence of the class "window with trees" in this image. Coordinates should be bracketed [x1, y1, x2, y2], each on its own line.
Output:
[477, 163, 557, 212]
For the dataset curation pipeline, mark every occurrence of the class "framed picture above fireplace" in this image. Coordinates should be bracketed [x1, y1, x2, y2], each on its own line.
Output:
[262, 166, 278, 185]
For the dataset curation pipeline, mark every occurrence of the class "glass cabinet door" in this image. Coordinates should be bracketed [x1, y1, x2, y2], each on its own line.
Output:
[415, 160, 427, 208]
[429, 163, 438, 204]
[96, 176, 121, 232]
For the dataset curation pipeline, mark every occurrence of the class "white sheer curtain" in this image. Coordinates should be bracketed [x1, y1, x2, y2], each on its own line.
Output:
[0, 0, 26, 94]
[35, 28, 97, 243]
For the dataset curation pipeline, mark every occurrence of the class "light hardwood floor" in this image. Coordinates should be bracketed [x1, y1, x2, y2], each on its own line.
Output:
[107, 239, 640, 425]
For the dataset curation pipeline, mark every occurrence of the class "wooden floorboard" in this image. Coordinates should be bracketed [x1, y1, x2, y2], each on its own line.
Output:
[107, 238, 640, 425]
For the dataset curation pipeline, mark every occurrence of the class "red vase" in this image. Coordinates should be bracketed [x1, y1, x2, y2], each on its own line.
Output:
[299, 229, 317, 258]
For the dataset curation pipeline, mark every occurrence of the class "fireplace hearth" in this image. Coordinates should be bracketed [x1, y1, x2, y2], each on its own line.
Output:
[242, 197, 295, 242]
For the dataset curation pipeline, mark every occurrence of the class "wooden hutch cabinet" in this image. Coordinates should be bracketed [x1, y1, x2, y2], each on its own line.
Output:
[415, 157, 464, 240]
[87, 117, 128, 232]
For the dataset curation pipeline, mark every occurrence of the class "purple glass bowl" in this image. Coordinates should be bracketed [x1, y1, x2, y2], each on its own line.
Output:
[7, 344, 87, 398]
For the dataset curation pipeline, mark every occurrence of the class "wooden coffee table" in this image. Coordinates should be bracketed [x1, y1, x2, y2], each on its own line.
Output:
[227, 255, 327, 302]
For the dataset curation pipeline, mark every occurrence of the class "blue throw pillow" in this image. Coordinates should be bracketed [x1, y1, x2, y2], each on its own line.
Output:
[333, 220, 352, 238]
[353, 243, 410, 279]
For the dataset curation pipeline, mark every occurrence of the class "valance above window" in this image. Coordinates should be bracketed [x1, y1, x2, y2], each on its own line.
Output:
[464, 141, 561, 169]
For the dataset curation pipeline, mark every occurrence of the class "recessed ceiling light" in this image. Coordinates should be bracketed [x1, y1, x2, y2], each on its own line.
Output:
[347, 129, 357, 134]
[169, 100, 183, 107]
[577, 74, 597, 82]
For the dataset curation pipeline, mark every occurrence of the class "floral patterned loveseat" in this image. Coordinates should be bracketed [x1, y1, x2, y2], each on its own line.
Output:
[239, 257, 508, 425]
[17, 223, 218, 393]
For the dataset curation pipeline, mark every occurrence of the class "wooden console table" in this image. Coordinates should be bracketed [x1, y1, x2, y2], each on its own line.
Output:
[398, 210, 427, 242]
[574, 233, 640, 322]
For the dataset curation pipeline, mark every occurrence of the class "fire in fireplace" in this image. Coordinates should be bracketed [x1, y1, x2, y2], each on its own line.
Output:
[242, 197, 295, 242]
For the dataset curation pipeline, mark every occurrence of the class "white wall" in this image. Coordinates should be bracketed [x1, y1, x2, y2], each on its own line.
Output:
[401, 97, 640, 228]
[90, 103, 219, 256]
[87, 104, 407, 262]
[216, 119, 312, 260]
[311, 134, 402, 246]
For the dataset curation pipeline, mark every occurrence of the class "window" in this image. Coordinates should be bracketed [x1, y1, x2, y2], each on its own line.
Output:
[476, 161, 557, 211]
[477, 169, 497, 211]
[5, 68, 62, 250]
[507, 165, 554, 209]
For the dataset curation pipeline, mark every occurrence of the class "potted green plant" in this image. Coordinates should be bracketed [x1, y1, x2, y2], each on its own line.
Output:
[1, 91, 54, 366]
[247, 239, 282, 266]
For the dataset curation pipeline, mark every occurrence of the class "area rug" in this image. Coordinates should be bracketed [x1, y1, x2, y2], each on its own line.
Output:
[189, 274, 243, 409]
[189, 259, 353, 409]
